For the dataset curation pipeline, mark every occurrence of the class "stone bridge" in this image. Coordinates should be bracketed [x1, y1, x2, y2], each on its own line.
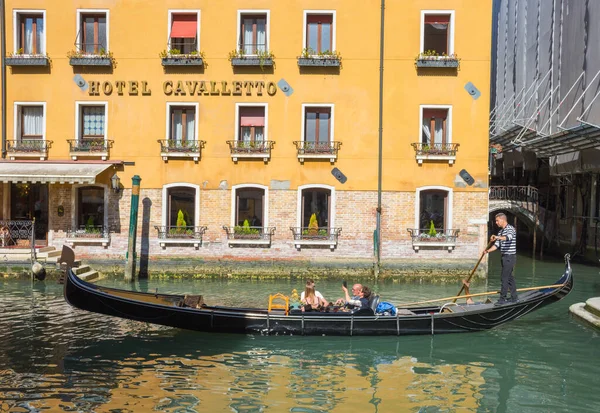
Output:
[489, 186, 544, 232]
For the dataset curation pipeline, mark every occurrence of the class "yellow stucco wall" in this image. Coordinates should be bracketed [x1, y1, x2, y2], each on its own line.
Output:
[3, 0, 491, 192]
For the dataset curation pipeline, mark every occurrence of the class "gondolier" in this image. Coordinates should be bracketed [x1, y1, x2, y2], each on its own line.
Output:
[484, 213, 518, 305]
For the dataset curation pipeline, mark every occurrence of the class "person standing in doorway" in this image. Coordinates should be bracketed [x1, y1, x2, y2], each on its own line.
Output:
[484, 213, 518, 305]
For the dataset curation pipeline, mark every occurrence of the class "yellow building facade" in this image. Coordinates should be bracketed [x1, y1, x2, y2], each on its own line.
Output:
[0, 0, 492, 269]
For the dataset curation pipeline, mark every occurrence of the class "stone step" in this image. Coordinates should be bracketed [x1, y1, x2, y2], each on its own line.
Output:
[585, 297, 600, 318]
[569, 302, 600, 330]
[73, 265, 91, 275]
[78, 270, 99, 282]
[38, 246, 56, 253]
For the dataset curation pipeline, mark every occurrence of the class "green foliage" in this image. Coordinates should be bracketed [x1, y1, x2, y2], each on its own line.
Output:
[234, 220, 260, 236]
[177, 210, 187, 228]
[428, 220, 437, 237]
[301, 47, 342, 60]
[415, 50, 460, 61]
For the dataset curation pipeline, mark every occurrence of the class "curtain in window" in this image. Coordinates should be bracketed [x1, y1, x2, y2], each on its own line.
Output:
[256, 19, 266, 52]
[172, 109, 183, 143]
[186, 112, 195, 142]
[243, 18, 254, 54]
[36, 17, 43, 53]
[434, 118, 444, 144]
[22, 107, 43, 138]
[321, 23, 331, 52]
[83, 16, 106, 53]
[82, 107, 105, 137]
[306, 112, 317, 142]
[307, 23, 318, 52]
[254, 127, 264, 141]
[421, 122, 431, 144]
[24, 18, 34, 54]
[318, 112, 330, 142]
[241, 127, 252, 142]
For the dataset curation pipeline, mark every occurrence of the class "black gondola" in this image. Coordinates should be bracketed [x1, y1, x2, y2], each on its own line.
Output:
[64, 256, 573, 336]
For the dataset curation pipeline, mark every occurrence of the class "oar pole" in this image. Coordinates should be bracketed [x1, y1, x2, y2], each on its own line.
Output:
[452, 240, 495, 303]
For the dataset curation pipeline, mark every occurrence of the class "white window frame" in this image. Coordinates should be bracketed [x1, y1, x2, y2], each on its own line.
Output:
[414, 186, 453, 230]
[75, 101, 108, 142]
[302, 10, 337, 54]
[236, 9, 271, 55]
[13, 9, 47, 55]
[167, 9, 201, 52]
[14, 102, 47, 141]
[165, 102, 200, 141]
[162, 183, 200, 228]
[76, 9, 110, 53]
[301, 103, 335, 143]
[70, 183, 110, 246]
[235, 103, 268, 141]
[419, 104, 453, 143]
[231, 184, 269, 228]
[420, 10, 455, 55]
[296, 184, 336, 229]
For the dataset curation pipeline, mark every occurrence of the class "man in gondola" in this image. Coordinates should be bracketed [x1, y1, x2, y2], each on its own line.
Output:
[484, 212, 518, 305]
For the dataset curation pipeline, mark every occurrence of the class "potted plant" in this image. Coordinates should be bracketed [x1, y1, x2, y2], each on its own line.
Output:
[229, 49, 275, 69]
[298, 48, 342, 67]
[160, 49, 205, 66]
[415, 50, 460, 68]
[68, 48, 115, 67]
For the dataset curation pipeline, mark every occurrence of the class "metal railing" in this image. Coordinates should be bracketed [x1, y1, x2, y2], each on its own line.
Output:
[407, 228, 460, 243]
[155, 226, 207, 240]
[223, 226, 276, 242]
[67, 226, 110, 239]
[0, 220, 35, 254]
[290, 227, 342, 241]
[68, 139, 113, 153]
[411, 143, 460, 156]
[158, 139, 205, 153]
[6, 139, 52, 154]
[293, 141, 342, 155]
[226, 140, 275, 154]
[489, 186, 539, 213]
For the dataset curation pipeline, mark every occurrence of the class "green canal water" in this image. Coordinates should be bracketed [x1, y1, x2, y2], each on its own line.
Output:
[0, 255, 599, 412]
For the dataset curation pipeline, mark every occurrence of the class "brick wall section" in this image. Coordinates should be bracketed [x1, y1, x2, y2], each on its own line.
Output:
[48, 187, 488, 265]
[0, 184, 3, 219]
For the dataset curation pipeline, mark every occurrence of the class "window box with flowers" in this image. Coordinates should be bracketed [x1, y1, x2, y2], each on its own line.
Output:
[229, 49, 275, 68]
[415, 51, 460, 68]
[297, 48, 342, 67]
[68, 49, 115, 67]
[6, 49, 49, 66]
[160, 49, 205, 66]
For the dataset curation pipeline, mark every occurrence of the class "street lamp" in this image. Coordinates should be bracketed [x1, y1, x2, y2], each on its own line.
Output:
[111, 173, 121, 194]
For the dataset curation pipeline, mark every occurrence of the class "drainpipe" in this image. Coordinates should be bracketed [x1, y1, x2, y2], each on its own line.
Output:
[1, 0, 6, 159]
[375, 0, 386, 268]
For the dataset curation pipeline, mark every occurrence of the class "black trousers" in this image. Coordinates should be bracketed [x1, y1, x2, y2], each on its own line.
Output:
[500, 254, 517, 300]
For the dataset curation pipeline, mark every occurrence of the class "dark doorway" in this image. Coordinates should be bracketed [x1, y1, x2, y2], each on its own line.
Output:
[10, 183, 48, 242]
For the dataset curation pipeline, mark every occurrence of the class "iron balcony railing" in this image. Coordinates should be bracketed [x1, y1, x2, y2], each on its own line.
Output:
[223, 226, 276, 243]
[158, 139, 205, 154]
[67, 226, 110, 239]
[68, 139, 113, 153]
[227, 140, 275, 162]
[0, 220, 35, 254]
[411, 143, 460, 156]
[489, 185, 539, 213]
[155, 226, 207, 240]
[407, 228, 460, 244]
[293, 141, 342, 155]
[6, 139, 52, 154]
[290, 227, 342, 242]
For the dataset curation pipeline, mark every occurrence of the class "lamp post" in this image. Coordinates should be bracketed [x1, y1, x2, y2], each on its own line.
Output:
[125, 175, 141, 281]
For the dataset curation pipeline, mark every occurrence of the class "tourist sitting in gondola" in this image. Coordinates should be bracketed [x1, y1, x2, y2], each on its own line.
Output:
[336, 283, 370, 310]
[301, 280, 329, 311]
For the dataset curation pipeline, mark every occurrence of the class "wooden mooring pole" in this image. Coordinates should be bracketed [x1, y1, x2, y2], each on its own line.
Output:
[125, 175, 142, 282]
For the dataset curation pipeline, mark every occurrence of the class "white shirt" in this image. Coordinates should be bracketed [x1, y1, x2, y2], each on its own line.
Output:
[300, 291, 324, 300]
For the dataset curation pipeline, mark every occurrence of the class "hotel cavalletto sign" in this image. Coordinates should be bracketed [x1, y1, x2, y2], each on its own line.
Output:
[87, 80, 278, 97]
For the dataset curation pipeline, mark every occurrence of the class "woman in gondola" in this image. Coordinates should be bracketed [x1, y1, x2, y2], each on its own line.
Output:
[301, 282, 329, 311]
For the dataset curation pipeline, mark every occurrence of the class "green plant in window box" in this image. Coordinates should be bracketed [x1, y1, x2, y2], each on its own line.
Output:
[308, 213, 319, 236]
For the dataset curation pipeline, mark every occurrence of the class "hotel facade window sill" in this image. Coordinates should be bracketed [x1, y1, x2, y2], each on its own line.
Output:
[5, 56, 49, 66]
[155, 226, 207, 250]
[66, 227, 111, 248]
[6, 139, 52, 160]
[222, 226, 275, 247]
[411, 143, 459, 164]
[294, 141, 341, 163]
[227, 140, 274, 163]
[290, 227, 342, 251]
[407, 228, 460, 251]
[68, 139, 113, 160]
[158, 140, 205, 162]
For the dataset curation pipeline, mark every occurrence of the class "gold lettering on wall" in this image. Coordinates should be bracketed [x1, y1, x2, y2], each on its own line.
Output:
[87, 80, 277, 96]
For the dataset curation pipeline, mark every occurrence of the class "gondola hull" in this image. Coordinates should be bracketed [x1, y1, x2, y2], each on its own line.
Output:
[64, 259, 573, 336]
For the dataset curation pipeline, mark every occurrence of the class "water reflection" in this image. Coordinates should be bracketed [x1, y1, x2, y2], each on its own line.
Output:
[1, 255, 600, 412]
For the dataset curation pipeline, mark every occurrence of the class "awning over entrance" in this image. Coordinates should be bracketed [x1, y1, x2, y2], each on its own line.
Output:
[0, 162, 114, 184]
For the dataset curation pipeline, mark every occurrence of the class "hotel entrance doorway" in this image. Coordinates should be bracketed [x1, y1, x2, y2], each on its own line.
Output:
[10, 183, 49, 243]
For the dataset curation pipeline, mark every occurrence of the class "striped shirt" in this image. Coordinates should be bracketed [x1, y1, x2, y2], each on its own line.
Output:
[495, 224, 517, 255]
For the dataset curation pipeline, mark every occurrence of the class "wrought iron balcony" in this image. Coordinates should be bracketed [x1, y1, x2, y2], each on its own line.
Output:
[411, 143, 460, 164]
[0, 220, 35, 249]
[158, 139, 206, 162]
[66, 226, 111, 248]
[293, 141, 341, 163]
[223, 226, 276, 247]
[407, 228, 460, 251]
[68, 139, 113, 160]
[6, 139, 52, 160]
[226, 140, 275, 162]
[290, 227, 342, 251]
[154, 226, 207, 249]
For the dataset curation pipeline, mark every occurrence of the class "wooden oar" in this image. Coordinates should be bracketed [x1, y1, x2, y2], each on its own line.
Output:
[397, 283, 565, 307]
[452, 240, 495, 303]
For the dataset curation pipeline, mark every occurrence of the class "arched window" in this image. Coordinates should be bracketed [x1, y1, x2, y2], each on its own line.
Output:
[233, 186, 265, 227]
[166, 186, 196, 229]
[301, 188, 331, 228]
[417, 188, 451, 231]
[77, 186, 105, 229]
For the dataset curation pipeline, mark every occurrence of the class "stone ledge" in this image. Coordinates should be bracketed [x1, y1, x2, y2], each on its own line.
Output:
[569, 302, 600, 330]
